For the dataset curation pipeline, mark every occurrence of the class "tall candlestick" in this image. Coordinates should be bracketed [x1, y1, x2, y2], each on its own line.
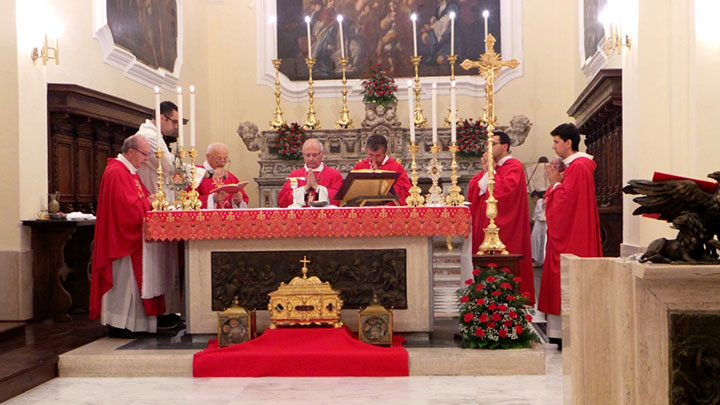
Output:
[154, 86, 161, 148]
[450, 81, 456, 143]
[407, 80, 415, 143]
[431, 82, 438, 144]
[483, 10, 489, 41]
[449, 11, 455, 55]
[269, 16, 277, 60]
[337, 15, 345, 59]
[411, 13, 418, 57]
[190, 86, 196, 147]
[176, 87, 183, 149]
[305, 16, 312, 57]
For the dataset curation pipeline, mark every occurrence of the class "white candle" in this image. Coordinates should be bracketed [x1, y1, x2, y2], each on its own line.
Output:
[431, 82, 437, 145]
[408, 80, 415, 143]
[411, 13, 418, 57]
[305, 16, 312, 58]
[154, 86, 161, 148]
[337, 15, 345, 59]
[269, 16, 277, 60]
[483, 10, 489, 39]
[449, 11, 455, 55]
[176, 87, 183, 149]
[450, 81, 456, 143]
[190, 86, 196, 147]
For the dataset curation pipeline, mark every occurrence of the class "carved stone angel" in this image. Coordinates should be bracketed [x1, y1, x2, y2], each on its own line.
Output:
[623, 171, 720, 263]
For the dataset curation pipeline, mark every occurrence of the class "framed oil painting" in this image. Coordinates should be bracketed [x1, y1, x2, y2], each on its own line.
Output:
[579, 0, 608, 79]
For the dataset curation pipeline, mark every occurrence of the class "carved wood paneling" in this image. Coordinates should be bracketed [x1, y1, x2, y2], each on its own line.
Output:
[47, 84, 152, 213]
[568, 69, 623, 257]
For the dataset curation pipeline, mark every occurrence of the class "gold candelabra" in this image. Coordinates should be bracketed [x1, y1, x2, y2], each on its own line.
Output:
[406, 142, 425, 207]
[461, 34, 518, 255]
[335, 57, 353, 129]
[424, 144, 445, 206]
[444, 54, 461, 126]
[445, 144, 464, 206]
[410, 56, 427, 128]
[269, 59, 286, 130]
[151, 150, 169, 211]
[184, 147, 202, 210]
[302, 58, 320, 130]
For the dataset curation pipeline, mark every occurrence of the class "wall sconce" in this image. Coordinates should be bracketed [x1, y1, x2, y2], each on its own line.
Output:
[32, 34, 59, 65]
[599, 2, 631, 55]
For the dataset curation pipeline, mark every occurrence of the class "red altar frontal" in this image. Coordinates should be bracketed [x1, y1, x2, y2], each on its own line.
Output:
[143, 206, 471, 334]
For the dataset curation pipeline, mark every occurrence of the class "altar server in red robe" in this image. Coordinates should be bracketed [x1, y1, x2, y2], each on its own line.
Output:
[90, 135, 165, 337]
[467, 132, 535, 305]
[196, 142, 249, 209]
[278, 138, 344, 207]
[353, 134, 411, 205]
[538, 123, 602, 347]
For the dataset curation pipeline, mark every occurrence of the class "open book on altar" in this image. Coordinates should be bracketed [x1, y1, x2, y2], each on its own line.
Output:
[210, 181, 248, 194]
[335, 169, 400, 206]
[641, 172, 718, 219]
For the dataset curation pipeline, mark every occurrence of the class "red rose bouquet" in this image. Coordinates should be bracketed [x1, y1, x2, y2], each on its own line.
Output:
[361, 64, 398, 107]
[456, 118, 488, 157]
[457, 264, 539, 349]
[275, 122, 306, 160]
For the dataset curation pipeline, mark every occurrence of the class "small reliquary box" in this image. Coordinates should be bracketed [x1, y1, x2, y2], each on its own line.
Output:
[218, 296, 255, 347]
[358, 295, 393, 346]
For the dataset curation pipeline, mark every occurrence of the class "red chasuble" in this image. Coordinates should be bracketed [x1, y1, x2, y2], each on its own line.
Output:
[353, 157, 411, 205]
[89, 158, 164, 319]
[538, 155, 602, 315]
[195, 169, 249, 209]
[468, 158, 535, 305]
[277, 165, 344, 207]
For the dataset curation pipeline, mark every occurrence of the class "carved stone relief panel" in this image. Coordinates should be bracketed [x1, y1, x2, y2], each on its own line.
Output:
[669, 311, 720, 404]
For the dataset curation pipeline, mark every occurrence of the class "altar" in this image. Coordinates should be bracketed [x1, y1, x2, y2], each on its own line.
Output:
[144, 206, 471, 334]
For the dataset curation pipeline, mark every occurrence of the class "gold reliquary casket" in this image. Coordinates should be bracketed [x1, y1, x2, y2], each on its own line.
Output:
[217, 296, 256, 347]
[267, 256, 344, 329]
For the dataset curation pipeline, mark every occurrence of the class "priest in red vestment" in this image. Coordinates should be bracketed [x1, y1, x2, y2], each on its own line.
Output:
[538, 123, 602, 346]
[277, 139, 344, 207]
[468, 132, 535, 305]
[196, 143, 249, 209]
[352, 134, 411, 205]
[90, 135, 165, 336]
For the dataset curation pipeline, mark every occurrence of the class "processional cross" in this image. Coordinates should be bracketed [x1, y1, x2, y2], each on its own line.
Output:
[461, 34, 519, 255]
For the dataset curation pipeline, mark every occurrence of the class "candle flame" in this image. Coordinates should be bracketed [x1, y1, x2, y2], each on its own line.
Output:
[177, 86, 182, 94]
[269, 15, 277, 24]
[336, 14, 343, 22]
[304, 16, 311, 23]
[407, 79, 413, 87]
[432, 82, 437, 89]
[411, 13, 417, 21]
[451, 80, 456, 88]
[482, 10, 489, 18]
[190, 85, 195, 93]
[449, 11, 456, 19]
[154, 86, 160, 93]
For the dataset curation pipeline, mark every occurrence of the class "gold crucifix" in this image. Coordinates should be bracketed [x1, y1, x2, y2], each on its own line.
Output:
[461, 34, 519, 255]
[299, 256, 311, 278]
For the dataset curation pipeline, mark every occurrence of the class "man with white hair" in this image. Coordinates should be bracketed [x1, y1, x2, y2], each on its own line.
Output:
[196, 142, 249, 209]
[277, 139, 343, 207]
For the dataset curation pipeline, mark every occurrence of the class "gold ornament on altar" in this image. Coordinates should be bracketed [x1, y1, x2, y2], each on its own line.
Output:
[358, 294, 393, 346]
[461, 33, 519, 255]
[267, 256, 343, 329]
[217, 296, 256, 347]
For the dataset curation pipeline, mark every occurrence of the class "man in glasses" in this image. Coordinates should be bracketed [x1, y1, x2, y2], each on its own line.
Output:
[136, 101, 179, 200]
[90, 135, 167, 338]
[277, 138, 343, 207]
[196, 142, 249, 209]
[467, 131, 535, 306]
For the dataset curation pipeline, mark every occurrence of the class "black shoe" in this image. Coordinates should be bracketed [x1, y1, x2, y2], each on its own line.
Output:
[549, 337, 562, 351]
[157, 314, 182, 330]
[108, 326, 149, 339]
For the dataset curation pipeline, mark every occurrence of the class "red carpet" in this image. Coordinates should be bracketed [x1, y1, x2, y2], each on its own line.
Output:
[193, 326, 408, 377]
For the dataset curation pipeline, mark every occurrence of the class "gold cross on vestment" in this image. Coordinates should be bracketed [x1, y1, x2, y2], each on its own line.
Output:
[460, 34, 518, 127]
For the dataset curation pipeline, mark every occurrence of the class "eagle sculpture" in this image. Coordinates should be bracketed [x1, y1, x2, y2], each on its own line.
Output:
[622, 171, 720, 264]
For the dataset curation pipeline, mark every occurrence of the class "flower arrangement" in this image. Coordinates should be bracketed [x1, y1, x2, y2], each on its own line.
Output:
[457, 264, 539, 349]
[456, 118, 488, 157]
[275, 122, 306, 160]
[361, 64, 398, 106]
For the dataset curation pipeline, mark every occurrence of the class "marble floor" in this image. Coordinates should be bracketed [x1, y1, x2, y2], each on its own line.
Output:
[6, 344, 562, 405]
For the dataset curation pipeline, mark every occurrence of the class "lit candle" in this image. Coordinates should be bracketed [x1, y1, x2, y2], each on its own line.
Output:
[411, 13, 418, 57]
[449, 11, 455, 55]
[450, 81, 456, 143]
[154, 86, 161, 148]
[337, 15, 345, 59]
[305, 16, 312, 58]
[483, 10, 489, 39]
[176, 87, 183, 149]
[190, 86, 196, 147]
[431, 82, 437, 145]
[269, 16, 277, 60]
[408, 80, 415, 143]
